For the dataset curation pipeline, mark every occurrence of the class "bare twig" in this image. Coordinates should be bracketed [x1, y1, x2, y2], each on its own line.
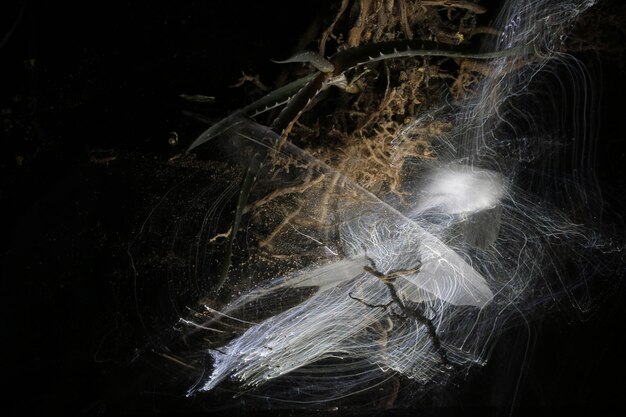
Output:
[208, 226, 232, 243]
[259, 205, 303, 248]
[244, 173, 326, 215]
[319, 0, 350, 56]
[362, 258, 452, 367]
[231, 71, 269, 91]
[348, 0, 372, 47]
[398, 0, 414, 40]
[349, 292, 394, 310]
[421, 0, 487, 14]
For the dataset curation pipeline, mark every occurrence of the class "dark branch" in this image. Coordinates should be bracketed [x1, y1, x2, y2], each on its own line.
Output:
[362, 259, 452, 368]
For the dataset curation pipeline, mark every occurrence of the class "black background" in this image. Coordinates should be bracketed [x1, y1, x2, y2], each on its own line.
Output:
[2, 1, 625, 415]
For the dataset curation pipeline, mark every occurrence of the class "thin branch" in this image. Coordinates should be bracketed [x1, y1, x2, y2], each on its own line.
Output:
[398, 0, 414, 40]
[421, 0, 487, 14]
[349, 292, 394, 310]
[362, 259, 452, 367]
[319, 0, 350, 56]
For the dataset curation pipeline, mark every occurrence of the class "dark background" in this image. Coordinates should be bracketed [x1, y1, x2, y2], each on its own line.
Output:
[1, 1, 625, 415]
